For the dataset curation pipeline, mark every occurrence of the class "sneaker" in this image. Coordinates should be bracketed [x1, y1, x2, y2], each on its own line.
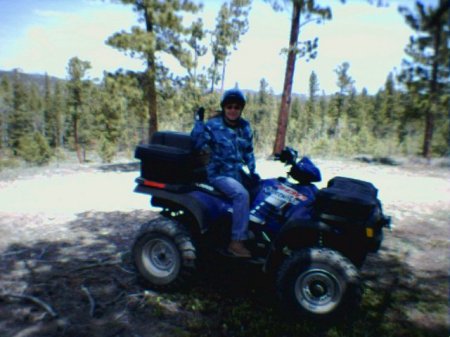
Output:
[227, 241, 251, 258]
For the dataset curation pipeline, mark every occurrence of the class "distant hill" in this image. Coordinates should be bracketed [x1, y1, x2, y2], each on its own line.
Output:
[242, 88, 308, 101]
[0, 70, 63, 93]
[0, 69, 311, 100]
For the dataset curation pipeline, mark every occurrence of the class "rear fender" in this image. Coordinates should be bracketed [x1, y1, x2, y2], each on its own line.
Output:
[135, 184, 229, 234]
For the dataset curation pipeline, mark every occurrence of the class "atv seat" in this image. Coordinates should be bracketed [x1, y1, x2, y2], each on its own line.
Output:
[135, 131, 208, 184]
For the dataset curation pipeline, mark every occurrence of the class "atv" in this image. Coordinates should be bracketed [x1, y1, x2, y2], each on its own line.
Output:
[132, 131, 391, 320]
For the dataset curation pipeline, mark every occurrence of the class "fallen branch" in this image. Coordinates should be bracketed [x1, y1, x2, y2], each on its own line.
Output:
[116, 265, 136, 274]
[81, 285, 96, 317]
[0, 292, 58, 318]
[1, 249, 28, 258]
[102, 291, 126, 306]
[70, 260, 121, 273]
[36, 246, 48, 260]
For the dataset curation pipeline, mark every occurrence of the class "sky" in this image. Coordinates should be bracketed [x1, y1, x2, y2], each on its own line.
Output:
[0, 0, 437, 95]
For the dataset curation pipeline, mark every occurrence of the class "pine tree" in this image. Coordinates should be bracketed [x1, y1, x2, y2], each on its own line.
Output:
[0, 76, 12, 151]
[110, 71, 148, 146]
[8, 70, 33, 155]
[51, 81, 66, 149]
[267, 0, 332, 154]
[373, 73, 402, 151]
[43, 74, 55, 145]
[247, 78, 277, 154]
[189, 18, 208, 80]
[332, 62, 355, 138]
[95, 76, 125, 162]
[287, 96, 303, 147]
[350, 88, 375, 154]
[210, 0, 252, 93]
[28, 83, 44, 133]
[17, 131, 52, 165]
[66, 57, 92, 163]
[106, 0, 202, 141]
[398, 0, 449, 158]
[306, 71, 320, 137]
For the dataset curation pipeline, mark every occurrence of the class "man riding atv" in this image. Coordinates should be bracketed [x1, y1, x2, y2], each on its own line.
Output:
[191, 88, 258, 258]
[132, 92, 391, 320]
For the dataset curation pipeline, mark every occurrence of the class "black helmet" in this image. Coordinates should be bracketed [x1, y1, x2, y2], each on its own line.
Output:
[220, 89, 246, 109]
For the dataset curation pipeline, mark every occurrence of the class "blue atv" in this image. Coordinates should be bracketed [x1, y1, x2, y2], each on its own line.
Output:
[132, 131, 390, 320]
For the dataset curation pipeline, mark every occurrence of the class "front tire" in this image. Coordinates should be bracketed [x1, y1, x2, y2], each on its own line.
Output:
[132, 217, 196, 290]
[276, 248, 361, 320]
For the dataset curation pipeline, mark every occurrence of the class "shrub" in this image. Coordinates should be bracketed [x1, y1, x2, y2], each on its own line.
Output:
[17, 132, 53, 165]
[97, 136, 117, 163]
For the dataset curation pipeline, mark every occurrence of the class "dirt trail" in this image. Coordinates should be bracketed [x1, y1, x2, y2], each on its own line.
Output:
[0, 159, 448, 336]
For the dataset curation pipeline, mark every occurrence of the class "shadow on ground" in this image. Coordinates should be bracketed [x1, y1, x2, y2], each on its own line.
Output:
[0, 210, 447, 337]
[97, 162, 140, 173]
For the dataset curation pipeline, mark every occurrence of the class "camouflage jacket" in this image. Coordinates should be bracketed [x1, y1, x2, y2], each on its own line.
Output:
[191, 115, 256, 182]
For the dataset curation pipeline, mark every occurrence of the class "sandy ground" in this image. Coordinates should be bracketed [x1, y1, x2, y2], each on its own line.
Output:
[0, 158, 449, 336]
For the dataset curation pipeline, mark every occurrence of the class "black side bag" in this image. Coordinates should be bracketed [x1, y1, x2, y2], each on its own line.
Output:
[315, 177, 379, 224]
[327, 176, 378, 197]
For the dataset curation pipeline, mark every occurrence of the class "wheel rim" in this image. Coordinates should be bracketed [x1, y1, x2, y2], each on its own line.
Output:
[141, 238, 180, 280]
[295, 268, 343, 314]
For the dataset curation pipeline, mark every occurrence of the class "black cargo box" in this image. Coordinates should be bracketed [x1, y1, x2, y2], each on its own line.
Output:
[315, 177, 379, 223]
[134, 131, 207, 184]
[150, 131, 193, 150]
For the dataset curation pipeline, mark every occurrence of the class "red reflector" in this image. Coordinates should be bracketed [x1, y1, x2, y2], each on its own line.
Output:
[143, 180, 166, 189]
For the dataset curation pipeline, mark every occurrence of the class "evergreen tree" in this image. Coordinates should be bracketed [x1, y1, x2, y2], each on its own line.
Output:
[51, 81, 66, 149]
[66, 57, 92, 163]
[308, 71, 319, 105]
[95, 76, 125, 162]
[0, 76, 12, 151]
[188, 18, 208, 82]
[397, 88, 423, 155]
[246, 78, 277, 154]
[334, 62, 355, 113]
[8, 70, 33, 155]
[350, 88, 376, 154]
[107, 0, 202, 141]
[28, 83, 44, 133]
[287, 95, 303, 147]
[332, 61, 355, 137]
[398, 0, 449, 158]
[373, 73, 402, 149]
[210, 0, 252, 93]
[266, 0, 332, 154]
[17, 131, 52, 165]
[317, 90, 328, 138]
[43, 74, 55, 146]
[306, 71, 320, 136]
[106, 72, 147, 147]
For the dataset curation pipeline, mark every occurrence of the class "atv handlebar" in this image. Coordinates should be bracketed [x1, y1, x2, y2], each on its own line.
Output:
[274, 147, 298, 165]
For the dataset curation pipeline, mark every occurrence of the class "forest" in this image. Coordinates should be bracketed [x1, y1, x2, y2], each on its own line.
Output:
[0, 0, 448, 169]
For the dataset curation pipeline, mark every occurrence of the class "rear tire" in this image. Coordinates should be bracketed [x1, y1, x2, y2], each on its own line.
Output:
[276, 248, 361, 320]
[132, 217, 196, 290]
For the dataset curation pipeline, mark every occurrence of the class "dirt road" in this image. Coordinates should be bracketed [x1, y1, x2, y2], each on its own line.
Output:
[0, 158, 448, 336]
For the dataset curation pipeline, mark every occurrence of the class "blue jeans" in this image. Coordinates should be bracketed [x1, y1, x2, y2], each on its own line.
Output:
[211, 176, 249, 241]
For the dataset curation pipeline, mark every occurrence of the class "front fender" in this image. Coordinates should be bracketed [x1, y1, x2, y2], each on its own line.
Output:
[264, 218, 333, 273]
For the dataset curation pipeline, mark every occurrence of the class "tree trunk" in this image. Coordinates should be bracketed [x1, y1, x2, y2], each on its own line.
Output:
[147, 68, 158, 142]
[73, 113, 82, 163]
[273, 2, 301, 155]
[210, 58, 218, 94]
[144, 6, 158, 143]
[422, 12, 442, 160]
[220, 58, 227, 93]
